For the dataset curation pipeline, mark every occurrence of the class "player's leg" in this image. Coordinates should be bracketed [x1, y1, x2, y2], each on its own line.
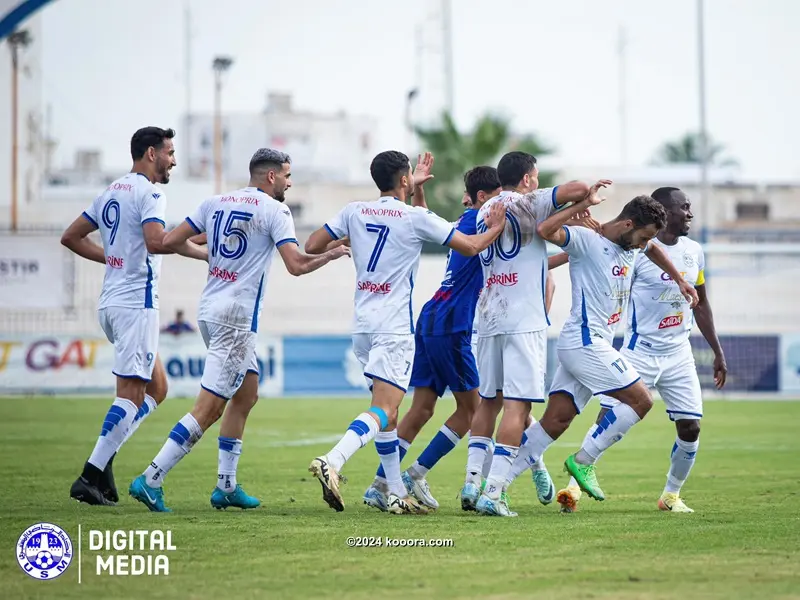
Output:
[462, 335, 501, 510]
[212, 356, 261, 510]
[564, 344, 651, 500]
[557, 406, 608, 512]
[658, 348, 703, 513]
[404, 332, 479, 509]
[71, 307, 154, 506]
[130, 322, 250, 512]
[365, 332, 436, 510]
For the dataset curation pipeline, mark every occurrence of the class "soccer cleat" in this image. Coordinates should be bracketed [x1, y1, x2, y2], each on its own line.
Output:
[70, 476, 116, 506]
[100, 453, 119, 503]
[532, 468, 555, 505]
[556, 486, 582, 513]
[387, 493, 429, 515]
[363, 485, 389, 512]
[460, 481, 481, 512]
[658, 492, 694, 513]
[210, 485, 261, 510]
[563, 454, 605, 501]
[402, 471, 439, 510]
[308, 456, 345, 512]
[475, 493, 517, 517]
[129, 475, 172, 512]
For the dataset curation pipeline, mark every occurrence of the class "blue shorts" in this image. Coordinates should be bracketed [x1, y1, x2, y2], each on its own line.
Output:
[409, 331, 479, 398]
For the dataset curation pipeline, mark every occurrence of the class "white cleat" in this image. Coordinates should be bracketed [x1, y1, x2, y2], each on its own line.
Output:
[475, 492, 517, 517]
[402, 471, 439, 510]
[308, 456, 345, 512]
[387, 493, 429, 515]
[363, 485, 388, 512]
[532, 468, 555, 505]
[658, 492, 694, 513]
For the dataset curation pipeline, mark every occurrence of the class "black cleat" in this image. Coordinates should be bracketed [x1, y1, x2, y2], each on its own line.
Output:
[70, 476, 116, 506]
[100, 454, 119, 503]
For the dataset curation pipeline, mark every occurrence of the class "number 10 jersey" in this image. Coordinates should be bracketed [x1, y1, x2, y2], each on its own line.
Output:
[187, 187, 298, 332]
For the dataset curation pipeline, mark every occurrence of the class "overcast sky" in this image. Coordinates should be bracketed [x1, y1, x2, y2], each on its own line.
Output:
[37, 0, 800, 180]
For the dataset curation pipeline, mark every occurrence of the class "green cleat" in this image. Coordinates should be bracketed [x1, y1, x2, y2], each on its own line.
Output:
[563, 454, 605, 501]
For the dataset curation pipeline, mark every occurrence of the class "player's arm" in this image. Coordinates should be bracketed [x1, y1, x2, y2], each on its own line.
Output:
[547, 252, 569, 270]
[411, 152, 435, 209]
[305, 206, 350, 255]
[446, 201, 506, 256]
[553, 180, 591, 207]
[693, 280, 727, 388]
[278, 241, 350, 276]
[545, 271, 556, 313]
[161, 220, 209, 261]
[642, 242, 699, 308]
[61, 213, 105, 264]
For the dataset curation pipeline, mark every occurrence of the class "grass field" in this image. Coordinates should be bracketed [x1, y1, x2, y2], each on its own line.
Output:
[1, 396, 799, 599]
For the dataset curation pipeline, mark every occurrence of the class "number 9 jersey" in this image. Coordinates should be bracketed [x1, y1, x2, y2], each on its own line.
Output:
[186, 187, 298, 333]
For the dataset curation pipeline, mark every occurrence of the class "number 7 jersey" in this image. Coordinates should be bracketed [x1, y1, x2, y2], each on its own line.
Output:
[324, 196, 455, 334]
[186, 187, 298, 332]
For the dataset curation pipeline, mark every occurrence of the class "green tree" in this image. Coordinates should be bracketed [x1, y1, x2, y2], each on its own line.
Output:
[414, 111, 555, 221]
[652, 132, 738, 167]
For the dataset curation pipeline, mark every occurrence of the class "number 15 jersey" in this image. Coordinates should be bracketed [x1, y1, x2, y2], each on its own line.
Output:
[324, 197, 455, 335]
[186, 187, 298, 332]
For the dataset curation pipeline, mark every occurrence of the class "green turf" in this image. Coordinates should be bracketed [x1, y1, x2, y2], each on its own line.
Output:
[1, 397, 799, 599]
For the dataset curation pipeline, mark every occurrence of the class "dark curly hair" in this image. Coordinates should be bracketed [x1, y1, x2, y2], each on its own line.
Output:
[617, 195, 667, 230]
[370, 150, 410, 193]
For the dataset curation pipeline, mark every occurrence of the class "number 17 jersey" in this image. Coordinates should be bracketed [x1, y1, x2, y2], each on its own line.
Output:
[186, 187, 297, 332]
[324, 197, 455, 335]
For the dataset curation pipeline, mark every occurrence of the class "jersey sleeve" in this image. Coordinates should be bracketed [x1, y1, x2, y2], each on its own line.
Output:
[81, 199, 99, 229]
[456, 210, 478, 236]
[696, 246, 706, 286]
[410, 206, 455, 245]
[523, 187, 560, 222]
[272, 205, 299, 248]
[140, 190, 167, 227]
[186, 200, 208, 234]
[323, 204, 351, 240]
[559, 225, 593, 257]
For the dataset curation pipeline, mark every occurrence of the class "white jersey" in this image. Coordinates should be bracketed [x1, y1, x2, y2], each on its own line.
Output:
[325, 196, 454, 334]
[82, 172, 166, 310]
[187, 187, 297, 332]
[475, 188, 559, 336]
[623, 236, 705, 355]
[558, 226, 639, 349]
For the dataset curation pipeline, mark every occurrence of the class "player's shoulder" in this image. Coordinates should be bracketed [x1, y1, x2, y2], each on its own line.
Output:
[680, 236, 704, 254]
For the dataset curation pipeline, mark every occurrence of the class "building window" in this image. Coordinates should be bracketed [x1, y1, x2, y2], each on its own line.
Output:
[735, 202, 769, 221]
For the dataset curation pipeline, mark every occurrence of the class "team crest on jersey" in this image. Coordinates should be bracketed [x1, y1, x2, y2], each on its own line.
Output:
[16, 523, 73, 580]
[682, 253, 695, 267]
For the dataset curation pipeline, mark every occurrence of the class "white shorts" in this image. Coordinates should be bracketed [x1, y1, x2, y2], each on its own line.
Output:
[477, 331, 547, 402]
[598, 345, 702, 421]
[549, 341, 641, 413]
[198, 320, 258, 400]
[352, 333, 414, 392]
[98, 307, 159, 381]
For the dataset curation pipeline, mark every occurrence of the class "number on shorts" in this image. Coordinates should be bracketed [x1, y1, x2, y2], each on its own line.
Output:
[211, 210, 253, 260]
[102, 200, 121, 246]
[476, 212, 521, 266]
[404, 360, 411, 375]
[365, 223, 390, 272]
[611, 358, 627, 373]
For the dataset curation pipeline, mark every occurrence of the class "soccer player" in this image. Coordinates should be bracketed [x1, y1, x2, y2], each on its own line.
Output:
[129, 148, 349, 512]
[467, 151, 591, 517]
[508, 183, 699, 509]
[359, 165, 502, 512]
[305, 150, 507, 514]
[61, 127, 207, 506]
[557, 187, 727, 514]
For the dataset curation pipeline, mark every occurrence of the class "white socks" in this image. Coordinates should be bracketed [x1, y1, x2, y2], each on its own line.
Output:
[665, 437, 699, 494]
[88, 398, 138, 470]
[143, 413, 203, 488]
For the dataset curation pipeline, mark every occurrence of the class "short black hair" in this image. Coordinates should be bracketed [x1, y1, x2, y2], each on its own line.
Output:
[130, 127, 175, 161]
[249, 148, 291, 176]
[370, 150, 410, 193]
[617, 195, 667, 230]
[651, 186, 682, 208]
[497, 151, 537, 188]
[464, 166, 501, 203]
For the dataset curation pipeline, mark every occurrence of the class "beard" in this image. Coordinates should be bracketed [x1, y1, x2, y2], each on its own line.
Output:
[617, 230, 636, 251]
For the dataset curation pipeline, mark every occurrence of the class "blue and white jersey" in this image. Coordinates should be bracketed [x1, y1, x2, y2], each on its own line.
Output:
[416, 208, 482, 336]
[325, 197, 454, 335]
[187, 187, 297, 332]
[82, 172, 166, 310]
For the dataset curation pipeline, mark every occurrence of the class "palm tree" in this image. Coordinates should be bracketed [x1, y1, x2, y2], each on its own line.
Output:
[414, 111, 554, 221]
[652, 132, 738, 167]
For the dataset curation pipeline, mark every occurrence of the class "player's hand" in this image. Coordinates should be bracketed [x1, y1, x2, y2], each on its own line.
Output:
[413, 152, 435, 187]
[329, 245, 351, 260]
[484, 201, 507, 230]
[585, 179, 612, 206]
[713, 354, 728, 389]
[461, 192, 472, 208]
[571, 209, 602, 233]
[678, 280, 699, 308]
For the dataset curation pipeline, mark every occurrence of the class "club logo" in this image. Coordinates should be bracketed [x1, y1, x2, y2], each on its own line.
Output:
[16, 523, 73, 580]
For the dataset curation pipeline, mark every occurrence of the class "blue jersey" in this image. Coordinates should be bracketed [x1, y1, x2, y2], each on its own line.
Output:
[417, 208, 483, 336]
